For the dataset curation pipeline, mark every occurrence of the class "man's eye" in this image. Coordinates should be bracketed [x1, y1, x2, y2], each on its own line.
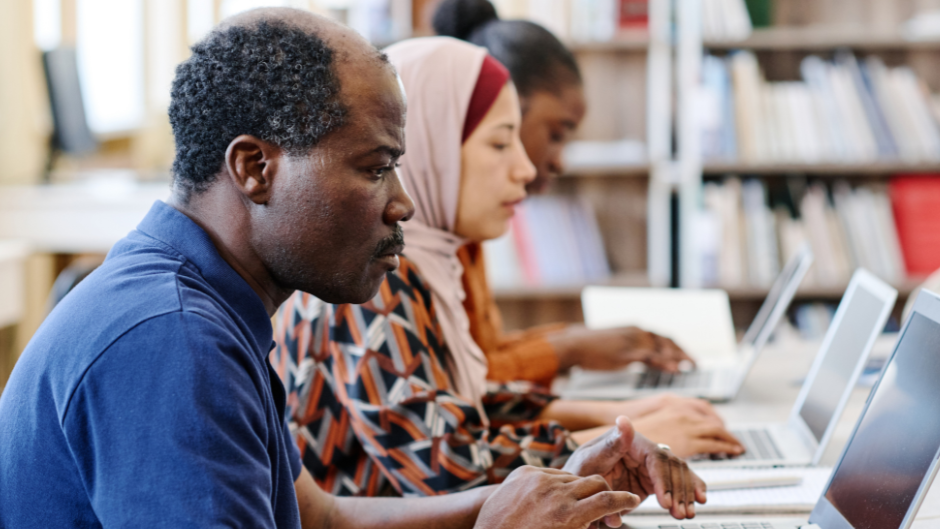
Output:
[492, 143, 509, 151]
[373, 163, 401, 178]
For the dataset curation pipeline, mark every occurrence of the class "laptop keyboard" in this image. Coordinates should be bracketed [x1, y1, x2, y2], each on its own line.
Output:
[732, 428, 785, 460]
[628, 369, 714, 389]
[656, 523, 776, 529]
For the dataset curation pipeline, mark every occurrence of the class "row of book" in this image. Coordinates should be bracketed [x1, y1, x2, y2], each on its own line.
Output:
[701, 0, 752, 41]
[696, 177, 940, 289]
[701, 51, 940, 165]
[484, 196, 611, 288]
[484, 176, 940, 292]
[492, 0, 647, 43]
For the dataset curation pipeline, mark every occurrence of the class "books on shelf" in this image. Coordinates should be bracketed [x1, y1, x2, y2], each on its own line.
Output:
[699, 177, 910, 289]
[701, 51, 940, 165]
[484, 195, 611, 289]
[344, 0, 412, 45]
[702, 0, 753, 42]
[618, 0, 648, 30]
[889, 176, 940, 276]
[493, 0, 647, 43]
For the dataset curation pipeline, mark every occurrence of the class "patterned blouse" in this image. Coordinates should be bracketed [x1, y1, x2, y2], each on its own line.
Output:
[271, 256, 576, 497]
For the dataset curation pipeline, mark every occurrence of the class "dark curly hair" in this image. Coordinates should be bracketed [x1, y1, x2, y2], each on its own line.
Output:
[433, 0, 581, 98]
[169, 20, 347, 197]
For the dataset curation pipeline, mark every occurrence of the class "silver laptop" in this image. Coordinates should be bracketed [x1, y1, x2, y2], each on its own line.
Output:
[563, 245, 814, 401]
[624, 289, 940, 529]
[692, 269, 897, 468]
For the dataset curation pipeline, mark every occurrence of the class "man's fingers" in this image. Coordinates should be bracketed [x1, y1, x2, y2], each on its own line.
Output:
[684, 460, 697, 517]
[538, 467, 579, 477]
[668, 457, 688, 519]
[603, 512, 624, 528]
[575, 490, 641, 527]
[647, 448, 673, 509]
[564, 417, 635, 477]
[569, 474, 615, 500]
[694, 473, 708, 504]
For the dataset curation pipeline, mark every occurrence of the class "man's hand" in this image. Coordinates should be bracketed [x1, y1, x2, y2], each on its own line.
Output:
[563, 416, 707, 521]
[547, 325, 692, 373]
[632, 406, 744, 458]
[474, 466, 640, 529]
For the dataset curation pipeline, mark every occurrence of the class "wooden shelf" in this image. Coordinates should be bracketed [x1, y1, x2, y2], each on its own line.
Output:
[703, 162, 940, 176]
[569, 36, 649, 53]
[561, 163, 650, 178]
[493, 276, 925, 301]
[725, 278, 924, 300]
[705, 27, 940, 51]
[491, 272, 649, 300]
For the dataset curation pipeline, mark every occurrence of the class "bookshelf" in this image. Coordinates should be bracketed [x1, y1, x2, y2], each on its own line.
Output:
[676, 0, 940, 330]
[705, 26, 940, 51]
[485, 0, 940, 333]
[490, 0, 673, 331]
[568, 33, 650, 52]
[702, 163, 940, 175]
[561, 163, 651, 178]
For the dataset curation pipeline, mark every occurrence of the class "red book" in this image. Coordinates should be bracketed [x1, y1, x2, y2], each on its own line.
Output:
[619, 0, 648, 29]
[889, 175, 940, 275]
[510, 204, 540, 286]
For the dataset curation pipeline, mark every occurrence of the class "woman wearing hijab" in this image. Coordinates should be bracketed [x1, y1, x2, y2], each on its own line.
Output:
[436, 0, 743, 454]
[272, 37, 741, 498]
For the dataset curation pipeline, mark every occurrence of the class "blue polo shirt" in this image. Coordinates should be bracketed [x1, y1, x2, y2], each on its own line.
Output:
[0, 201, 302, 528]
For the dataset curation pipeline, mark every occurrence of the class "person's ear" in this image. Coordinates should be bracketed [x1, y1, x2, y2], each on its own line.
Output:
[224, 135, 281, 205]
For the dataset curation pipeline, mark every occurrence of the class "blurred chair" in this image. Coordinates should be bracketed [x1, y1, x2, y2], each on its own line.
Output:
[42, 47, 98, 181]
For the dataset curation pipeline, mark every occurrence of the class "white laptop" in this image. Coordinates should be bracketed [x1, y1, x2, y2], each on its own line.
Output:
[622, 288, 940, 529]
[691, 269, 897, 468]
[563, 245, 814, 401]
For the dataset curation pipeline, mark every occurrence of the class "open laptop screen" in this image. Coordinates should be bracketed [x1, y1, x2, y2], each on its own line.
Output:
[797, 286, 887, 441]
[823, 312, 940, 529]
[741, 246, 811, 350]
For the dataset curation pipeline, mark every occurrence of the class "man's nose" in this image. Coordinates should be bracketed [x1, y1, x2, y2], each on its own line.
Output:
[385, 175, 415, 224]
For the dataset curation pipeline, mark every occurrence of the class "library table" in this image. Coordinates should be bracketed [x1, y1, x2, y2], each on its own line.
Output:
[0, 172, 169, 253]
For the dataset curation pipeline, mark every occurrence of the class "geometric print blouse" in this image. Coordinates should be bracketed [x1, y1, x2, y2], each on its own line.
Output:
[271, 256, 576, 497]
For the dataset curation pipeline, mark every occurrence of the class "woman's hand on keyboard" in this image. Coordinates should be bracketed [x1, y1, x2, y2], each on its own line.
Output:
[562, 416, 707, 520]
[605, 394, 724, 424]
[631, 406, 744, 458]
[546, 324, 694, 373]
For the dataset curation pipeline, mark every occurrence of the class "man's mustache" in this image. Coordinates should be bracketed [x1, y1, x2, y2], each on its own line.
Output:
[373, 225, 405, 257]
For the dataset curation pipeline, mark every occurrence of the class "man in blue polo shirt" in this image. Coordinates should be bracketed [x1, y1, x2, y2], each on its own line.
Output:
[0, 8, 704, 529]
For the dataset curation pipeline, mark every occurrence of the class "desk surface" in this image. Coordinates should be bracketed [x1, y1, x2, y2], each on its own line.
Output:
[608, 334, 940, 528]
[0, 176, 169, 253]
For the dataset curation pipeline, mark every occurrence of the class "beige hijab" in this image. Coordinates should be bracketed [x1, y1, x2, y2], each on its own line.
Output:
[384, 37, 492, 415]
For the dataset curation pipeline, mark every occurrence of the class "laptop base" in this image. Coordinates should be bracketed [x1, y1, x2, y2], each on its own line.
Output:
[622, 518, 807, 529]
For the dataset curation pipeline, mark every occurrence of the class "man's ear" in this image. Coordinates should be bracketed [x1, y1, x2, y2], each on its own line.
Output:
[224, 135, 281, 205]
